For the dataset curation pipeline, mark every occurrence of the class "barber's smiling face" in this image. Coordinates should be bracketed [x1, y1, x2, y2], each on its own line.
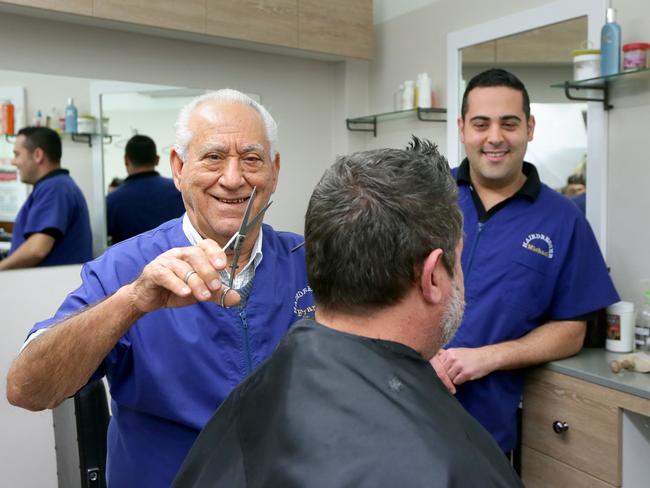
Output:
[458, 86, 535, 189]
[172, 101, 280, 245]
[11, 135, 39, 184]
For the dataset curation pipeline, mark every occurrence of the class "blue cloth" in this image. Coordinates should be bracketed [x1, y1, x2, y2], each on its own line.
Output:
[106, 171, 185, 243]
[9, 169, 92, 266]
[449, 162, 619, 452]
[29, 218, 314, 488]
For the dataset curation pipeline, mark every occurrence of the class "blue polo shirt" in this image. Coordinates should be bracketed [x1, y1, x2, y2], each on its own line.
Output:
[28, 218, 314, 488]
[449, 159, 619, 451]
[10, 169, 92, 266]
[106, 171, 184, 244]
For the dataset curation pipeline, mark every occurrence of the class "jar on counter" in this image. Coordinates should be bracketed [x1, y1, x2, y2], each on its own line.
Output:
[623, 42, 650, 71]
[606, 301, 635, 353]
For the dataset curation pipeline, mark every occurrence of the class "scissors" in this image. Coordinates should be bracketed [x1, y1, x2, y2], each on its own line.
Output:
[222, 187, 272, 288]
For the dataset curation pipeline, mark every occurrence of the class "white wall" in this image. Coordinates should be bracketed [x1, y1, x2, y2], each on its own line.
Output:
[0, 265, 83, 488]
[606, 0, 650, 309]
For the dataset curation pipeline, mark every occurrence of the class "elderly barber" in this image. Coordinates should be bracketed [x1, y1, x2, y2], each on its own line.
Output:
[6, 89, 314, 488]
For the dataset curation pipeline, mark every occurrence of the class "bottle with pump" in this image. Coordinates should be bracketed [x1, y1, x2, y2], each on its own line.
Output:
[2, 100, 15, 135]
[65, 97, 78, 134]
[600, 8, 621, 76]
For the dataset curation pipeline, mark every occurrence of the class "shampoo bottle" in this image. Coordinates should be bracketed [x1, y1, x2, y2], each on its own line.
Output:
[416, 73, 432, 108]
[600, 8, 621, 76]
[65, 97, 78, 133]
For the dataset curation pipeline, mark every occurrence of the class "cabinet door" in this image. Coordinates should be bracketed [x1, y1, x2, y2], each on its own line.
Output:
[522, 371, 620, 486]
[1, 0, 92, 16]
[298, 0, 372, 59]
[93, 0, 206, 34]
[206, 0, 297, 48]
[522, 446, 615, 488]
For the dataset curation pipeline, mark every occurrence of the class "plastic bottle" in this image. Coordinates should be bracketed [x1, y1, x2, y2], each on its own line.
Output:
[401, 80, 415, 110]
[600, 7, 621, 76]
[416, 73, 432, 108]
[606, 301, 635, 352]
[65, 97, 78, 134]
[635, 291, 650, 351]
[34, 109, 43, 127]
[2, 100, 15, 135]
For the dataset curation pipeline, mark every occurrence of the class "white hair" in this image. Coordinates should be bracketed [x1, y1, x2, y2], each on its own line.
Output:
[174, 88, 278, 161]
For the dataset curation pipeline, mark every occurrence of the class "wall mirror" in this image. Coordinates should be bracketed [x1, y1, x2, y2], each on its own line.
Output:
[447, 0, 609, 252]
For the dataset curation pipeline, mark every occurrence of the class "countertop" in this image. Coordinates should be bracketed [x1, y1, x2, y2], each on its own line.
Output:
[546, 348, 650, 401]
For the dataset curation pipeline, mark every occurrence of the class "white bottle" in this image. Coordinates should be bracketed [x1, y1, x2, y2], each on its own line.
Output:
[401, 80, 415, 110]
[635, 291, 650, 351]
[606, 301, 635, 352]
[416, 73, 432, 108]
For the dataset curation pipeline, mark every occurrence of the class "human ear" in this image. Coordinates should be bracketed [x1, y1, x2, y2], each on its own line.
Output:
[420, 248, 445, 305]
[170, 149, 184, 192]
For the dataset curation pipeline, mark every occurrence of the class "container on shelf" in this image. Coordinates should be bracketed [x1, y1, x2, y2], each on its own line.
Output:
[77, 115, 96, 134]
[623, 42, 650, 71]
[2, 100, 15, 135]
[572, 49, 601, 85]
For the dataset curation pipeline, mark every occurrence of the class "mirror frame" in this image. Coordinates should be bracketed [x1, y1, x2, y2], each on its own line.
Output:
[446, 0, 609, 253]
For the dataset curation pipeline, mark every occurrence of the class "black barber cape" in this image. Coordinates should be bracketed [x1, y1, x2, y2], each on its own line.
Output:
[173, 319, 523, 488]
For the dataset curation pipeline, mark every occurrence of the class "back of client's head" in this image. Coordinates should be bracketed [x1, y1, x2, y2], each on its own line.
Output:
[305, 136, 463, 315]
[125, 134, 158, 167]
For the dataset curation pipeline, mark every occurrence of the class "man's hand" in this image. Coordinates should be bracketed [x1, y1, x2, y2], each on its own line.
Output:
[435, 347, 495, 386]
[127, 239, 241, 313]
[430, 353, 456, 394]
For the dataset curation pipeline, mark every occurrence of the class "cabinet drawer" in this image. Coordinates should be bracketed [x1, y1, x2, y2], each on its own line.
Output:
[522, 370, 620, 485]
[522, 446, 615, 488]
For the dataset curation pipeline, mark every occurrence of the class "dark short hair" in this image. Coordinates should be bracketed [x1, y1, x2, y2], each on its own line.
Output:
[125, 135, 157, 167]
[17, 127, 62, 163]
[305, 136, 463, 315]
[461, 68, 531, 120]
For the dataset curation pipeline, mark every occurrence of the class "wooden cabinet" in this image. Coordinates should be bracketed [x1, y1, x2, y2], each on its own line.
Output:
[0, 0, 92, 16]
[522, 369, 650, 487]
[1, 0, 373, 59]
[463, 16, 587, 65]
[93, 0, 206, 34]
[298, 0, 373, 59]
[206, 0, 298, 48]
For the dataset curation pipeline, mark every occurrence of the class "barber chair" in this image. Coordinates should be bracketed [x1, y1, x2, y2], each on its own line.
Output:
[73, 380, 110, 488]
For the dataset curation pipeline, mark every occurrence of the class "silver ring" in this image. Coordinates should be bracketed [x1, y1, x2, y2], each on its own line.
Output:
[183, 270, 197, 285]
[220, 286, 232, 307]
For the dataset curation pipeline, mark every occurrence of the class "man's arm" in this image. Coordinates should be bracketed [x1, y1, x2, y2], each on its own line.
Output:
[6, 285, 143, 410]
[435, 320, 586, 386]
[6, 239, 239, 411]
[0, 233, 55, 270]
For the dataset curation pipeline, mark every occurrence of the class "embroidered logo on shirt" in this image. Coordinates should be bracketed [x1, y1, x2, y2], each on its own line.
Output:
[293, 285, 316, 318]
[522, 233, 554, 259]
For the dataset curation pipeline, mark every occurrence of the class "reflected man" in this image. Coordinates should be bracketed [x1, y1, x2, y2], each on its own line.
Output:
[0, 126, 92, 270]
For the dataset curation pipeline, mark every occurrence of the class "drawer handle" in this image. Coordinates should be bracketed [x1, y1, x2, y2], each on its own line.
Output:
[552, 420, 569, 434]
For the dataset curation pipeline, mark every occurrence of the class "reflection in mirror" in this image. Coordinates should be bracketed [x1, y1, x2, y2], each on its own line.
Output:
[0, 69, 99, 267]
[461, 16, 588, 213]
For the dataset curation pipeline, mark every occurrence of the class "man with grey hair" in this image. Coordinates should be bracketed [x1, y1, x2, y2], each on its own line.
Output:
[172, 137, 522, 487]
[6, 89, 314, 488]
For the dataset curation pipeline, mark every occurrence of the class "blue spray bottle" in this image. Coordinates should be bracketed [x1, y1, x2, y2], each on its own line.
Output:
[600, 8, 621, 77]
[65, 97, 78, 133]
